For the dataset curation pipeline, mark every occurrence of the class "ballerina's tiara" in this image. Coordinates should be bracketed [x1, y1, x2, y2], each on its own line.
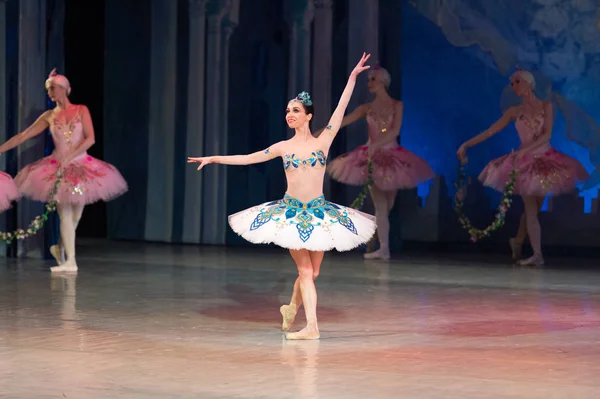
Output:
[295, 91, 312, 106]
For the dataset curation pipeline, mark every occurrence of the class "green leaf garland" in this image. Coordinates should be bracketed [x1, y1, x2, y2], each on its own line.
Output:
[0, 170, 63, 244]
[350, 160, 374, 210]
[454, 162, 518, 242]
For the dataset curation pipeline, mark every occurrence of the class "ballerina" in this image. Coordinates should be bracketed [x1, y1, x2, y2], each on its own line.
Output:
[457, 68, 589, 266]
[0, 69, 128, 272]
[0, 172, 18, 213]
[320, 65, 435, 260]
[188, 53, 376, 340]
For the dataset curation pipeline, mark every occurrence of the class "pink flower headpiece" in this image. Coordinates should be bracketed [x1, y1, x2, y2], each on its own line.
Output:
[369, 62, 391, 88]
[45, 68, 71, 95]
[509, 64, 536, 89]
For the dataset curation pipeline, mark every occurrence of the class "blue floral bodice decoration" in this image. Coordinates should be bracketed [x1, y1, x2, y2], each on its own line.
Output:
[283, 150, 327, 171]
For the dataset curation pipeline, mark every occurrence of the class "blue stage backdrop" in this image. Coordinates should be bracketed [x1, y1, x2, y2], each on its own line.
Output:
[96, 0, 600, 251]
[398, 0, 600, 248]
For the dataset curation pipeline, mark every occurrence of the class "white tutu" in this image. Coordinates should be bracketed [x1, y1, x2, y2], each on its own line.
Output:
[228, 194, 376, 251]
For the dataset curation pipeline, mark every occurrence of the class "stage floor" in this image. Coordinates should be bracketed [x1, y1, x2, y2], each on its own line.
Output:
[1, 240, 600, 398]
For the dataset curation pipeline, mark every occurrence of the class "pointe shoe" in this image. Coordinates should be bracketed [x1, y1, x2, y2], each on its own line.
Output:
[50, 245, 65, 265]
[50, 261, 78, 273]
[285, 327, 320, 340]
[280, 304, 297, 331]
[365, 234, 378, 253]
[509, 239, 523, 261]
[363, 248, 390, 260]
[517, 254, 544, 267]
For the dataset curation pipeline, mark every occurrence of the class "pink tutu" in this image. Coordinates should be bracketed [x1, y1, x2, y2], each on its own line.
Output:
[327, 145, 435, 191]
[479, 146, 589, 196]
[0, 172, 19, 211]
[15, 154, 128, 205]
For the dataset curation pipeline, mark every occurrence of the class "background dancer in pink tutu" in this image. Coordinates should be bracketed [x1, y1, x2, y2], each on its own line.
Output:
[0, 69, 128, 272]
[321, 65, 435, 260]
[457, 69, 589, 267]
[0, 172, 18, 212]
[189, 53, 375, 340]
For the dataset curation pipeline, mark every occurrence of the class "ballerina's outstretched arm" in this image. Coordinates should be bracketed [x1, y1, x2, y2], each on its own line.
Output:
[317, 52, 371, 147]
[456, 106, 518, 162]
[187, 141, 284, 170]
[0, 111, 52, 154]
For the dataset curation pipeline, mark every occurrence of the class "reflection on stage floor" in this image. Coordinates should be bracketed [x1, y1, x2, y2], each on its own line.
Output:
[1, 240, 600, 398]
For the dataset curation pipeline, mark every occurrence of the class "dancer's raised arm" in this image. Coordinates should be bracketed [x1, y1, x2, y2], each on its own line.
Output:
[313, 104, 368, 137]
[188, 141, 284, 170]
[318, 53, 371, 147]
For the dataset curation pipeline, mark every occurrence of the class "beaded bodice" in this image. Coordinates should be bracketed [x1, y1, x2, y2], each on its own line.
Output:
[366, 103, 395, 144]
[50, 106, 84, 156]
[516, 107, 545, 147]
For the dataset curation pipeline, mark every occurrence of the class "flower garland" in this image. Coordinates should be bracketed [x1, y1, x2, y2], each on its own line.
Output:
[0, 170, 63, 244]
[350, 160, 374, 210]
[454, 162, 518, 242]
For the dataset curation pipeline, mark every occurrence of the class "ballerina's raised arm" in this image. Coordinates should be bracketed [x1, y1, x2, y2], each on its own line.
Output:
[188, 53, 370, 170]
[316, 52, 371, 148]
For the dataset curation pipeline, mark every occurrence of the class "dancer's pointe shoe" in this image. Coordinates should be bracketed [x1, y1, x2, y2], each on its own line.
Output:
[50, 260, 78, 273]
[285, 326, 320, 340]
[509, 239, 523, 261]
[363, 248, 390, 260]
[365, 233, 378, 253]
[517, 254, 544, 267]
[280, 304, 297, 331]
[50, 245, 65, 265]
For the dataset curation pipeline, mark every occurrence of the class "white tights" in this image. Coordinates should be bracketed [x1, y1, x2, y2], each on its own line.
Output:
[369, 186, 397, 254]
[53, 203, 84, 268]
[519, 195, 544, 264]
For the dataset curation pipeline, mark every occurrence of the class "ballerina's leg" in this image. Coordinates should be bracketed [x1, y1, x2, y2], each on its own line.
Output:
[517, 195, 544, 266]
[510, 196, 544, 261]
[285, 249, 320, 340]
[364, 185, 391, 260]
[50, 203, 81, 273]
[281, 250, 324, 332]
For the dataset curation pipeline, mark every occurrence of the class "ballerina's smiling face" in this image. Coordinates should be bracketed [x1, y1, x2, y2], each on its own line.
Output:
[286, 100, 313, 129]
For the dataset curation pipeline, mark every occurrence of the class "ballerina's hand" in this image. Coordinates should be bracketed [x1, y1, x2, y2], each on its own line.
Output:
[187, 156, 213, 170]
[59, 154, 73, 166]
[367, 145, 378, 159]
[54, 157, 66, 172]
[350, 52, 371, 78]
[456, 145, 468, 164]
[511, 150, 525, 164]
